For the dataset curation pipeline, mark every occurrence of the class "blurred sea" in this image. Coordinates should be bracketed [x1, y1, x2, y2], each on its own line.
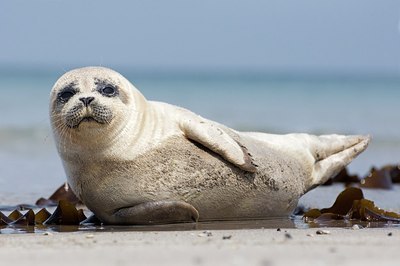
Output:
[0, 68, 399, 203]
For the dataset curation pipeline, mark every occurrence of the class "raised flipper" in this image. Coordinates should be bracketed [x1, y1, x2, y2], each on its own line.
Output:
[180, 117, 257, 172]
[308, 134, 368, 161]
[113, 200, 199, 225]
[311, 135, 370, 186]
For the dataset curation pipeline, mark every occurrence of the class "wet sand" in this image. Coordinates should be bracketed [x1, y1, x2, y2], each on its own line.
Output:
[1, 228, 399, 266]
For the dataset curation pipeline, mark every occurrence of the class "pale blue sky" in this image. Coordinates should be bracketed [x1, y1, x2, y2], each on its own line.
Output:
[1, 0, 399, 74]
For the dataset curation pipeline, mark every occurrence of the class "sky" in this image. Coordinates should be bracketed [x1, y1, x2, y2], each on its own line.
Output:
[1, 0, 400, 74]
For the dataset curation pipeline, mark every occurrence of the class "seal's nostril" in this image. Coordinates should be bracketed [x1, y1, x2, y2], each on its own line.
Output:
[79, 97, 95, 107]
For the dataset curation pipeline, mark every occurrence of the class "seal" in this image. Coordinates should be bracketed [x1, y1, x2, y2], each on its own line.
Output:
[50, 66, 370, 224]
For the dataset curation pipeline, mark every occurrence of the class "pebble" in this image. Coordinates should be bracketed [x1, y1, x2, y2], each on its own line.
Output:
[86, 234, 95, 239]
[222, 235, 232, 240]
[316, 230, 331, 235]
[388, 232, 393, 237]
[352, 224, 364, 230]
[198, 231, 213, 237]
[284, 233, 293, 239]
[43, 232, 53, 236]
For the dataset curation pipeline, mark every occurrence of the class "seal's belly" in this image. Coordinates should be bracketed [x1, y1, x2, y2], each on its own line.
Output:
[80, 136, 309, 220]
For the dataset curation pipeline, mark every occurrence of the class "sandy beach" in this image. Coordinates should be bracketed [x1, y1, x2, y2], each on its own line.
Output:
[1, 227, 399, 266]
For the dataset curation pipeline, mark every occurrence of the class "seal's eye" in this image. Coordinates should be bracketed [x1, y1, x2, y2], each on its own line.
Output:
[58, 89, 76, 102]
[100, 85, 117, 97]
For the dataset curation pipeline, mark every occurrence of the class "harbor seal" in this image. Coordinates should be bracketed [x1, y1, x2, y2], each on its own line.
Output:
[50, 67, 370, 224]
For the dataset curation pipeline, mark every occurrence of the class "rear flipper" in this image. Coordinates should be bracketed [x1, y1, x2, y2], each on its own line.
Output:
[113, 200, 199, 225]
[309, 134, 368, 160]
[311, 136, 370, 187]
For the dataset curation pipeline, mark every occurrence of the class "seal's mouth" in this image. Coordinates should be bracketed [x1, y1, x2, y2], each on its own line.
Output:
[65, 103, 113, 129]
[73, 116, 104, 128]
[81, 117, 97, 123]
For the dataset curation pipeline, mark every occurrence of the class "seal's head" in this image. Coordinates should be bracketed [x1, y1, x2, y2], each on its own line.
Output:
[50, 67, 146, 153]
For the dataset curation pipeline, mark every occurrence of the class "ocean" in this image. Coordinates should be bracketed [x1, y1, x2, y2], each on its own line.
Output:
[1, 68, 399, 204]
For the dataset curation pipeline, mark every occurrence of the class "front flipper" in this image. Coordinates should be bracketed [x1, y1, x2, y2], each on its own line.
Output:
[180, 117, 257, 173]
[113, 201, 199, 225]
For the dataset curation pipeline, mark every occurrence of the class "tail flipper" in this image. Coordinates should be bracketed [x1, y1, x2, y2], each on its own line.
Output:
[311, 135, 370, 186]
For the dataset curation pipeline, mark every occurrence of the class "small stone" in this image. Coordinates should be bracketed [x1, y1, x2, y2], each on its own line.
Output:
[276, 228, 281, 232]
[306, 234, 314, 237]
[86, 234, 95, 239]
[222, 235, 232, 240]
[198, 231, 212, 237]
[388, 232, 393, 237]
[43, 232, 53, 236]
[316, 230, 330, 235]
[284, 233, 292, 239]
[352, 224, 363, 230]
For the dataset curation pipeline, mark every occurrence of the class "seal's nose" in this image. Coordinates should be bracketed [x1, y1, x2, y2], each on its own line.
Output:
[79, 97, 95, 107]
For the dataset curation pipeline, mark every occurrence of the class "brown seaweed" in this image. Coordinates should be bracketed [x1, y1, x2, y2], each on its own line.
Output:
[0, 200, 88, 227]
[44, 200, 87, 225]
[36, 182, 82, 206]
[389, 165, 400, 183]
[8, 210, 23, 221]
[349, 199, 400, 222]
[0, 212, 13, 225]
[360, 167, 393, 189]
[34, 208, 51, 224]
[322, 164, 400, 189]
[11, 209, 35, 226]
[304, 187, 400, 223]
[320, 187, 364, 215]
[303, 187, 363, 222]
